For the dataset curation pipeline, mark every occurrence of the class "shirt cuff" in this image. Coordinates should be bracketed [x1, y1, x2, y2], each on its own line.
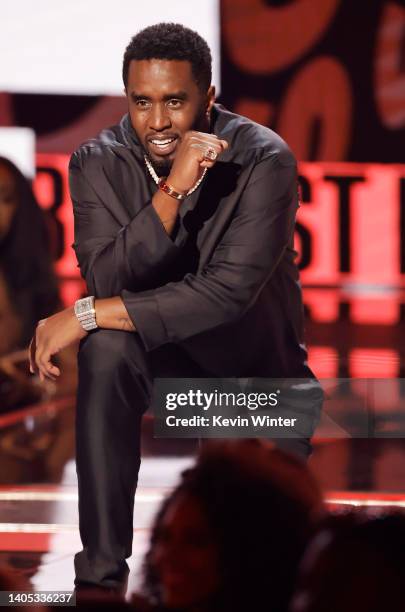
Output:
[121, 288, 169, 351]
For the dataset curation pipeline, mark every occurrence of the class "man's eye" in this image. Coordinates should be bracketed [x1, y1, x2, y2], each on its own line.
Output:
[135, 100, 151, 109]
[167, 99, 182, 109]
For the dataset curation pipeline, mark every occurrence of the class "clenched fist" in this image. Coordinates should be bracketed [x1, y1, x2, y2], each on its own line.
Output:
[167, 131, 228, 194]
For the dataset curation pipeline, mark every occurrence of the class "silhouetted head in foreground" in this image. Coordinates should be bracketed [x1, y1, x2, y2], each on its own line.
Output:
[142, 439, 325, 612]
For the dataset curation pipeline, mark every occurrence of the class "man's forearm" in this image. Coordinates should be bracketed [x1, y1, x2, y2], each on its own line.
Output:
[95, 297, 136, 332]
[151, 188, 181, 236]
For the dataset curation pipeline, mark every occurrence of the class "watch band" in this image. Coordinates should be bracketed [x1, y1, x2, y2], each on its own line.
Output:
[74, 296, 98, 331]
[158, 178, 187, 201]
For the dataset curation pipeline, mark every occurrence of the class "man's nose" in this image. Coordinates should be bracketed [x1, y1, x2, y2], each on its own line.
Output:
[149, 103, 171, 131]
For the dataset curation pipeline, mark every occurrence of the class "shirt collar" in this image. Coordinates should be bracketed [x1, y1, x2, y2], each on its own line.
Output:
[119, 113, 144, 162]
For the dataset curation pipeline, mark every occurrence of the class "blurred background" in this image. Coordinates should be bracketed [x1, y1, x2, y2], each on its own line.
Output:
[0, 0, 404, 594]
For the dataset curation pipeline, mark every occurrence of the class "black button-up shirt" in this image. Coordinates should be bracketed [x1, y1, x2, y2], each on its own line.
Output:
[68, 103, 313, 378]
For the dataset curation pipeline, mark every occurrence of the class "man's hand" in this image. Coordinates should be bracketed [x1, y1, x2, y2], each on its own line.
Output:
[29, 306, 88, 382]
[167, 131, 228, 194]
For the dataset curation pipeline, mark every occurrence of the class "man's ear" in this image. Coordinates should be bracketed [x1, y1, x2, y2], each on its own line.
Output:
[206, 85, 216, 113]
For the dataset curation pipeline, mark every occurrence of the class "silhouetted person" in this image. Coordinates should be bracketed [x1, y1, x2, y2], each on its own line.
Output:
[0, 156, 60, 355]
[133, 440, 325, 612]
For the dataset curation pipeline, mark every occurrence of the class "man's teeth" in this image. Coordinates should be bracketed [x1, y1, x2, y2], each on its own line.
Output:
[151, 138, 175, 146]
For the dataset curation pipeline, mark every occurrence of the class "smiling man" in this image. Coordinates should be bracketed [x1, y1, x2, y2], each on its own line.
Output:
[29, 23, 321, 594]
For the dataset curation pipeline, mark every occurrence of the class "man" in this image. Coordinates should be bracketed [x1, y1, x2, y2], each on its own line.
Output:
[29, 23, 320, 593]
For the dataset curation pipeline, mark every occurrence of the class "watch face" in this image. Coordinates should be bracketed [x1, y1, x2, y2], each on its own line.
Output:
[75, 297, 93, 315]
[76, 302, 86, 314]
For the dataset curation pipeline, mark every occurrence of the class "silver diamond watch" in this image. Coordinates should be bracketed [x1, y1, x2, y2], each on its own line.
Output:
[74, 296, 98, 331]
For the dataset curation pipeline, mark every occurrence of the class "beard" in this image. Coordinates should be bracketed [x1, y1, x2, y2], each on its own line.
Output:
[147, 156, 173, 178]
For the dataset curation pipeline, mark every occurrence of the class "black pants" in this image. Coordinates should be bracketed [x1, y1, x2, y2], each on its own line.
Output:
[73, 329, 312, 590]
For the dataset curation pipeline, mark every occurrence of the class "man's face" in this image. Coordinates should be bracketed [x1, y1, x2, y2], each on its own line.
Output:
[126, 59, 214, 176]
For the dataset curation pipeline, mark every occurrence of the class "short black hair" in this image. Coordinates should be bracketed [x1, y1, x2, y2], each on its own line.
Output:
[122, 22, 212, 92]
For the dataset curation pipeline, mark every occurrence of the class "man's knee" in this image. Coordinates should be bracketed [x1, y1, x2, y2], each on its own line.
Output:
[76, 329, 153, 413]
[77, 329, 148, 377]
